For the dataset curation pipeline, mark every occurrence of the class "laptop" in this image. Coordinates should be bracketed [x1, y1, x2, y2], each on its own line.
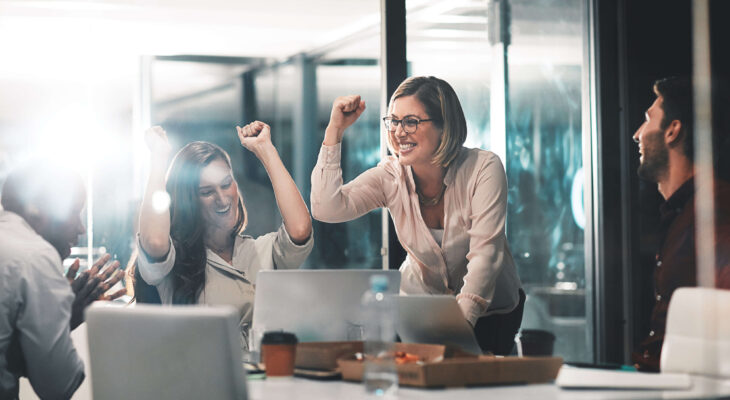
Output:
[86, 304, 247, 400]
[395, 295, 484, 355]
[252, 269, 400, 349]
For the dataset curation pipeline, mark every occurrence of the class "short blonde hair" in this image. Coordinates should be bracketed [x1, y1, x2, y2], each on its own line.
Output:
[387, 76, 467, 168]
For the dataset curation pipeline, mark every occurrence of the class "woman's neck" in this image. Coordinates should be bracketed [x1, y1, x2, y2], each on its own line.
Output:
[412, 162, 446, 197]
[204, 227, 235, 256]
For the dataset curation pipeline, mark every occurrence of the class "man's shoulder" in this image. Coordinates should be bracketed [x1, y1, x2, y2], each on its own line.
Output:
[0, 213, 62, 277]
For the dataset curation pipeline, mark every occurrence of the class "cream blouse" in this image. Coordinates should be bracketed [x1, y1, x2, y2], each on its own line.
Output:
[311, 143, 521, 325]
[137, 224, 313, 350]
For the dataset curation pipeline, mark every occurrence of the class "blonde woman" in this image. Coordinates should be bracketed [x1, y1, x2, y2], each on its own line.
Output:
[311, 76, 523, 355]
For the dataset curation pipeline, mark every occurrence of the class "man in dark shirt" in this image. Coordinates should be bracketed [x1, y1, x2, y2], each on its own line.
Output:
[630, 77, 730, 371]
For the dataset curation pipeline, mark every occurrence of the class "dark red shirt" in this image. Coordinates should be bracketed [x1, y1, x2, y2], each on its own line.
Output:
[632, 178, 730, 371]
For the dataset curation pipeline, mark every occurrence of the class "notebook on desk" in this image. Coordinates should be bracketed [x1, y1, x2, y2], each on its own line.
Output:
[556, 365, 692, 390]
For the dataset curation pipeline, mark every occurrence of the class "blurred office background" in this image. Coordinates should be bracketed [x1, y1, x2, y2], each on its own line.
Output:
[1, 0, 727, 372]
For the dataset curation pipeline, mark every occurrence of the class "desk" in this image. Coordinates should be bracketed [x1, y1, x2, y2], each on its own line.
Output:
[247, 376, 730, 400]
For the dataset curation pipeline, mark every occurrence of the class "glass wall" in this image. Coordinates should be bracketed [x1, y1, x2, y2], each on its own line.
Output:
[309, 33, 383, 269]
[147, 31, 383, 270]
[407, 0, 592, 362]
[312, 62, 382, 269]
[250, 63, 297, 238]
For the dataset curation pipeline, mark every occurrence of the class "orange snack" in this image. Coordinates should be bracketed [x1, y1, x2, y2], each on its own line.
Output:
[394, 351, 420, 364]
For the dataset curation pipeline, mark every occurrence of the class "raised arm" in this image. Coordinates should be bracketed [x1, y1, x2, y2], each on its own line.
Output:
[323, 94, 366, 146]
[138, 126, 172, 258]
[310, 95, 391, 223]
[237, 121, 312, 244]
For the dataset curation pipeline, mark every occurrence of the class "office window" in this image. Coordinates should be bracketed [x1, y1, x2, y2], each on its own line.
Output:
[407, 0, 592, 362]
[245, 30, 382, 269]
[311, 62, 382, 269]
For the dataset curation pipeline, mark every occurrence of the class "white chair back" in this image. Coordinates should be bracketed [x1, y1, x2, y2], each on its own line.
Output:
[661, 287, 730, 378]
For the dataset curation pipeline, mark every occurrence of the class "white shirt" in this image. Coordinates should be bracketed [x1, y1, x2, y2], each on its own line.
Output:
[0, 211, 85, 399]
[430, 228, 444, 247]
[137, 224, 313, 350]
[311, 144, 522, 326]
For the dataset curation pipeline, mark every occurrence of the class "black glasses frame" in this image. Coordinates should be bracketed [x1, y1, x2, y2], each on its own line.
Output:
[382, 116, 434, 134]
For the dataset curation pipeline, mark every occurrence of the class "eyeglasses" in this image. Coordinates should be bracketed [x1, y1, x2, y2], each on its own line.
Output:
[382, 116, 433, 134]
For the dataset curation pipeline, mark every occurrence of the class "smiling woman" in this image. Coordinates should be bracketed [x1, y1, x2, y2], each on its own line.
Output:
[311, 76, 524, 356]
[135, 123, 313, 350]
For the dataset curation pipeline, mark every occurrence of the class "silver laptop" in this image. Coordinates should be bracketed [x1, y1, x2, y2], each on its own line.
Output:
[86, 304, 247, 400]
[252, 269, 400, 349]
[396, 295, 483, 355]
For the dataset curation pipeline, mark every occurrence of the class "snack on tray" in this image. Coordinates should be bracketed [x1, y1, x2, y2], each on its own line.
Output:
[352, 351, 422, 364]
[394, 351, 420, 364]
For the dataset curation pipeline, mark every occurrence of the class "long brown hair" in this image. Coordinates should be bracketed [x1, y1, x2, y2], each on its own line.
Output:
[165, 141, 247, 303]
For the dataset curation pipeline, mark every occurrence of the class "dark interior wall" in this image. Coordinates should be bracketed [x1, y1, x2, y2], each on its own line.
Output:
[711, 0, 730, 182]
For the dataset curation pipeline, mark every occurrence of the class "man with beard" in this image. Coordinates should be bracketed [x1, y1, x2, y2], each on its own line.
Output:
[0, 163, 126, 399]
[630, 77, 730, 371]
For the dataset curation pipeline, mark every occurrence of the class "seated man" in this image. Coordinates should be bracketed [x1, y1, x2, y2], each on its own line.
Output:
[0, 163, 125, 399]
[630, 77, 730, 371]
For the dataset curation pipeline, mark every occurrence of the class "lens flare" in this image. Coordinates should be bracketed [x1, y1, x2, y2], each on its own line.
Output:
[151, 190, 171, 213]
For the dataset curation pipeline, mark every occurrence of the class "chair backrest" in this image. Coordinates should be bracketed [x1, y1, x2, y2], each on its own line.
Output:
[661, 287, 730, 378]
[86, 304, 247, 400]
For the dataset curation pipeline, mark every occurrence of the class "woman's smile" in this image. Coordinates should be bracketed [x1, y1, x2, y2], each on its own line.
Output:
[215, 204, 231, 215]
[198, 158, 240, 232]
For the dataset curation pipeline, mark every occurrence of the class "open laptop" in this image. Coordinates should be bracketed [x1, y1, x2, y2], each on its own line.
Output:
[396, 295, 484, 355]
[86, 304, 247, 400]
[252, 269, 400, 349]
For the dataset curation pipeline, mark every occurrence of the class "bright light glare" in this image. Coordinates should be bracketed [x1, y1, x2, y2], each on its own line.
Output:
[151, 190, 171, 214]
[35, 105, 114, 174]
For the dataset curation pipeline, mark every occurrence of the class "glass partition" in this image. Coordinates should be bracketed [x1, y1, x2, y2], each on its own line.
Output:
[312, 62, 382, 269]
[148, 31, 383, 269]
[407, 0, 593, 362]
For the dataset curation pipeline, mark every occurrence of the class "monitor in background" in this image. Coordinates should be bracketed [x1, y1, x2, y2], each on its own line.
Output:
[86, 304, 247, 400]
[252, 269, 401, 350]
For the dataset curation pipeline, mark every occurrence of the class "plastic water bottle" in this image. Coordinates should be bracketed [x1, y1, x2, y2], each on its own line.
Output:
[361, 275, 398, 395]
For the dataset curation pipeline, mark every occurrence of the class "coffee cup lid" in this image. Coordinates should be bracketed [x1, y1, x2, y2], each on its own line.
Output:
[261, 331, 298, 345]
[517, 329, 556, 342]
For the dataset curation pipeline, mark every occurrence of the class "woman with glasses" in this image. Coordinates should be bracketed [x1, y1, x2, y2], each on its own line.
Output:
[311, 76, 523, 355]
[136, 122, 313, 350]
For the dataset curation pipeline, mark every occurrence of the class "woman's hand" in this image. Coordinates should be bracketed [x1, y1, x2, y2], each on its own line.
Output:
[237, 122, 312, 244]
[237, 121, 275, 158]
[324, 95, 366, 145]
[144, 126, 172, 157]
